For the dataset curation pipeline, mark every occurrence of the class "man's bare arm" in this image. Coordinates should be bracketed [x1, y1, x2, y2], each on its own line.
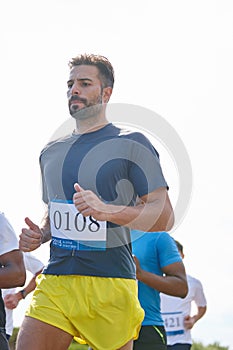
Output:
[0, 250, 26, 288]
[19, 207, 51, 252]
[4, 267, 43, 309]
[73, 184, 174, 232]
[134, 257, 188, 298]
[184, 306, 207, 329]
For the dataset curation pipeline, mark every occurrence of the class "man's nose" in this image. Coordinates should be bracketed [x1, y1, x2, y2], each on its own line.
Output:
[70, 82, 81, 96]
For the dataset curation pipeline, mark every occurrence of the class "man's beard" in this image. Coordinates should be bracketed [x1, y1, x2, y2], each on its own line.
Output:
[69, 95, 103, 120]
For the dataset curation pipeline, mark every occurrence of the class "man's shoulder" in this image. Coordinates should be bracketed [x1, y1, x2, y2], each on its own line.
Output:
[187, 274, 203, 288]
[115, 126, 159, 157]
[131, 231, 173, 252]
[118, 127, 148, 143]
[40, 133, 75, 157]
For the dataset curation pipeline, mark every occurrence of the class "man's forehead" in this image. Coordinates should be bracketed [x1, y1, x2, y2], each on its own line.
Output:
[69, 64, 99, 80]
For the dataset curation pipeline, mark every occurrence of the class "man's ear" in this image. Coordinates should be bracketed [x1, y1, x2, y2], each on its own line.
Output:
[102, 87, 112, 103]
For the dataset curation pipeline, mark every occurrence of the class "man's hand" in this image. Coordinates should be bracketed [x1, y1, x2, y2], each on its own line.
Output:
[4, 293, 20, 309]
[73, 183, 111, 221]
[19, 217, 43, 252]
[184, 315, 196, 329]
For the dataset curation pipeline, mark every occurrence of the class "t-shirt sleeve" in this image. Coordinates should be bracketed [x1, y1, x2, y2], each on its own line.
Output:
[193, 278, 207, 307]
[0, 213, 19, 256]
[157, 232, 182, 268]
[127, 133, 168, 197]
[39, 151, 49, 204]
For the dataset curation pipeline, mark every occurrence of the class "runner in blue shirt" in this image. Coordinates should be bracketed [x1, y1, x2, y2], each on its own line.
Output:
[132, 230, 188, 350]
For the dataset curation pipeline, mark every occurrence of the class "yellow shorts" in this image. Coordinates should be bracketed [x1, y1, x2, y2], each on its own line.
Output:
[26, 274, 144, 350]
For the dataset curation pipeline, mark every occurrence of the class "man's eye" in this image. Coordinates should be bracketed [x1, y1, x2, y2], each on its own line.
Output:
[82, 82, 90, 87]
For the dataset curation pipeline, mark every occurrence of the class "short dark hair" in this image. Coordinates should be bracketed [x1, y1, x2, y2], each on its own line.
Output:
[175, 240, 183, 254]
[68, 53, 115, 88]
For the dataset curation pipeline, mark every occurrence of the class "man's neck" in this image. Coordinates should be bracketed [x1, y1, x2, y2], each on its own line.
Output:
[75, 116, 109, 134]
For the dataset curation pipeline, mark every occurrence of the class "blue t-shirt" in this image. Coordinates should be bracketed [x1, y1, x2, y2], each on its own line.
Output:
[40, 123, 168, 278]
[132, 230, 181, 325]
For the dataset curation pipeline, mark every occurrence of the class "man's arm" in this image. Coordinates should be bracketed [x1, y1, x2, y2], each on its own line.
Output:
[73, 184, 174, 232]
[19, 185, 174, 252]
[0, 250, 26, 288]
[19, 209, 51, 252]
[184, 306, 207, 329]
[4, 268, 43, 309]
[134, 256, 188, 298]
[113, 187, 174, 232]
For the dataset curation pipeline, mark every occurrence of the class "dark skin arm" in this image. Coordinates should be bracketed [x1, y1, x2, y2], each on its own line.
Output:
[4, 268, 43, 309]
[134, 256, 188, 298]
[0, 250, 26, 288]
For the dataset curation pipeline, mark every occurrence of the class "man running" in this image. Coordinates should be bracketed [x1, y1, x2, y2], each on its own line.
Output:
[17, 54, 174, 350]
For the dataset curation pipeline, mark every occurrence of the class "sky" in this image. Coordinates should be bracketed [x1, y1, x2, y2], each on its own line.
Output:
[1, 0, 233, 348]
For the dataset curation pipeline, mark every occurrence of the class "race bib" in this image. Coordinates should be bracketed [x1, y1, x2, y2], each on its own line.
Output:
[161, 311, 185, 336]
[49, 200, 107, 251]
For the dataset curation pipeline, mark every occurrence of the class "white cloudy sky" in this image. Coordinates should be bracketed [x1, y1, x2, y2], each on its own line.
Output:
[1, 0, 233, 348]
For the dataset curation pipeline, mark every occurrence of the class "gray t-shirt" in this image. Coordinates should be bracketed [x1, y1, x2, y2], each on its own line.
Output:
[40, 123, 168, 278]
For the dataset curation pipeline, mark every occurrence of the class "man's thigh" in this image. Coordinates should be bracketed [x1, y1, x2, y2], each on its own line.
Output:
[16, 316, 73, 350]
[118, 339, 133, 350]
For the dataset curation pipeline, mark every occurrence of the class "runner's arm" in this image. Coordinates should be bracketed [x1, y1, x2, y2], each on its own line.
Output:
[73, 184, 174, 232]
[4, 267, 43, 309]
[184, 306, 207, 329]
[19, 207, 51, 252]
[134, 256, 188, 298]
[0, 250, 26, 288]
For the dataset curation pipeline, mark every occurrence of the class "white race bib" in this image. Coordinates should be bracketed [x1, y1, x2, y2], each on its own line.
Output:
[49, 200, 107, 250]
[161, 312, 185, 336]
